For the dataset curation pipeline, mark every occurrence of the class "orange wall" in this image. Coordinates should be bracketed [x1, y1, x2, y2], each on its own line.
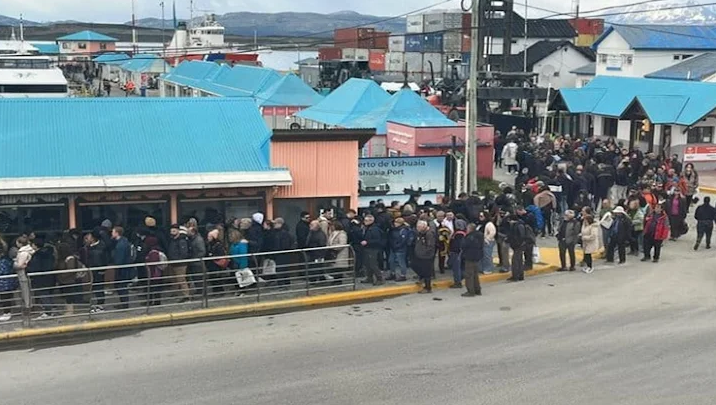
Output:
[272, 141, 359, 208]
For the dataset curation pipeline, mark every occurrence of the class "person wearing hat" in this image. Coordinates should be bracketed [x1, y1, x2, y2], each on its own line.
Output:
[295, 211, 311, 249]
[167, 224, 191, 302]
[387, 217, 412, 282]
[144, 216, 168, 252]
[606, 206, 632, 265]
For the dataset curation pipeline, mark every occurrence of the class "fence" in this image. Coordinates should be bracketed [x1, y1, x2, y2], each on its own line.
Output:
[0, 245, 355, 329]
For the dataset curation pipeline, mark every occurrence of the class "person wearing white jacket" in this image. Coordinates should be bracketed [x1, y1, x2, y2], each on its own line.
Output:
[12, 237, 34, 314]
[501, 140, 519, 175]
[477, 211, 497, 275]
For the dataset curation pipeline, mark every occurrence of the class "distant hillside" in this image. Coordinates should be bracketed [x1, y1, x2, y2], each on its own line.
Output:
[0, 15, 41, 26]
[132, 10, 406, 37]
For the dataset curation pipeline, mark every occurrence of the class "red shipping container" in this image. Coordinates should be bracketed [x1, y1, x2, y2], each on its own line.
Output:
[461, 33, 471, 52]
[372, 31, 390, 49]
[369, 50, 386, 72]
[319, 47, 343, 60]
[334, 27, 375, 48]
[569, 18, 604, 35]
[462, 12, 471, 33]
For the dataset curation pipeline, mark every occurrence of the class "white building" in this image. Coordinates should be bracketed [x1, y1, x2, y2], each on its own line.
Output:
[593, 25, 716, 78]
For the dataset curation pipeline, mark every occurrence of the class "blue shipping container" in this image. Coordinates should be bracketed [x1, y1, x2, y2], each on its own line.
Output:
[404, 34, 424, 52]
[422, 33, 444, 53]
[462, 52, 471, 66]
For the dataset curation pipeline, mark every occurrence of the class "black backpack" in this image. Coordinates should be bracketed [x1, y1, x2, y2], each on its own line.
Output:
[27, 248, 55, 274]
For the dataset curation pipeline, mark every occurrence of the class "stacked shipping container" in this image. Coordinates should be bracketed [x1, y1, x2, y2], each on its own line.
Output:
[316, 28, 392, 73]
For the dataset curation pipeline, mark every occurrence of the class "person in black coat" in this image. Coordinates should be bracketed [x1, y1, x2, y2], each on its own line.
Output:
[461, 223, 484, 297]
[305, 220, 328, 282]
[295, 211, 311, 249]
[606, 206, 632, 264]
[360, 215, 385, 285]
[247, 213, 265, 254]
[272, 218, 294, 286]
[694, 197, 716, 250]
[27, 235, 57, 317]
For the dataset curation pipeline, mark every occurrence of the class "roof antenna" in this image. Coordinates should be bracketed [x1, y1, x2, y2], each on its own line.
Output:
[10, 27, 16, 41]
[687, 70, 692, 80]
[402, 62, 409, 89]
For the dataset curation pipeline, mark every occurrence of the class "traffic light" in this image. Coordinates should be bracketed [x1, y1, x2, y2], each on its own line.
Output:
[641, 119, 651, 132]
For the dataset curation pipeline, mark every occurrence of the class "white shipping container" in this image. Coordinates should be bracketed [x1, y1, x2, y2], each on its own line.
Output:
[386, 52, 405, 72]
[342, 48, 370, 61]
[388, 35, 405, 52]
[405, 52, 424, 73]
[442, 32, 462, 53]
[422, 52, 443, 74]
[406, 15, 426, 33]
[423, 12, 463, 33]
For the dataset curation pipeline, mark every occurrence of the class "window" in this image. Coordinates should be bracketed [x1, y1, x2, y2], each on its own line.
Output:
[0, 203, 68, 239]
[581, 79, 590, 87]
[673, 54, 695, 61]
[100, 43, 108, 50]
[624, 55, 633, 65]
[77, 43, 87, 50]
[178, 198, 262, 234]
[77, 201, 169, 234]
[687, 126, 714, 144]
[388, 149, 400, 157]
[603, 117, 619, 137]
[0, 84, 68, 94]
[599, 54, 607, 64]
[61, 42, 70, 49]
[553, 71, 560, 77]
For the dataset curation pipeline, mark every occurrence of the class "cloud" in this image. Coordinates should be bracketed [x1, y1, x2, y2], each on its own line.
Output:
[2, 0, 606, 23]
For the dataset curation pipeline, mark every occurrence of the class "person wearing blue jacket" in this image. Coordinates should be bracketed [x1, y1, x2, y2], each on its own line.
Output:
[360, 215, 385, 286]
[387, 218, 413, 282]
[111, 226, 133, 309]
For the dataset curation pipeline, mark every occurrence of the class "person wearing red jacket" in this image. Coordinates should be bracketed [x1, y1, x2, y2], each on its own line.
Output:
[641, 203, 670, 263]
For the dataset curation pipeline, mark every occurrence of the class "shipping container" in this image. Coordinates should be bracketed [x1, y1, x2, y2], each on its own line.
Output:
[342, 48, 370, 61]
[386, 52, 405, 72]
[569, 18, 604, 36]
[405, 52, 423, 73]
[442, 32, 462, 52]
[462, 52, 471, 67]
[334, 27, 376, 48]
[373, 31, 390, 50]
[462, 12, 471, 33]
[443, 52, 462, 64]
[461, 33, 471, 52]
[388, 35, 405, 52]
[404, 34, 425, 53]
[406, 14, 426, 33]
[575, 33, 598, 47]
[422, 33, 444, 53]
[369, 50, 386, 72]
[422, 52, 443, 75]
[319, 47, 343, 61]
[423, 12, 463, 33]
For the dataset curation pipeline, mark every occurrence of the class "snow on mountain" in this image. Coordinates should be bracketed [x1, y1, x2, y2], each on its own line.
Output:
[607, 0, 716, 24]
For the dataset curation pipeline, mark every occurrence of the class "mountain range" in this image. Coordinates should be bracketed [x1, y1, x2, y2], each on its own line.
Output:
[607, 0, 716, 24]
[130, 10, 406, 37]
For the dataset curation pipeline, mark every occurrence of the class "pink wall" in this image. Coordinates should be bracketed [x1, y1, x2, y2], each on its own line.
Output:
[387, 121, 494, 179]
[271, 140, 359, 208]
[60, 41, 116, 60]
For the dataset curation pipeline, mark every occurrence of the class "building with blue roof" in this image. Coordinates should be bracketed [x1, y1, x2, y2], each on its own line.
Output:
[57, 30, 118, 62]
[550, 75, 716, 169]
[0, 97, 291, 234]
[31, 43, 60, 56]
[159, 61, 324, 129]
[118, 55, 172, 93]
[295, 78, 390, 127]
[593, 24, 716, 79]
[93, 52, 131, 81]
[645, 52, 716, 82]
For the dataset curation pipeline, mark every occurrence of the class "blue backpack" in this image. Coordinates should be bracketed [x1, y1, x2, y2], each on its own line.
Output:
[527, 205, 544, 231]
[0, 256, 18, 292]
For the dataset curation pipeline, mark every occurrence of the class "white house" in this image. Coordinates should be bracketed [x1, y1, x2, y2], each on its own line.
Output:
[593, 25, 716, 78]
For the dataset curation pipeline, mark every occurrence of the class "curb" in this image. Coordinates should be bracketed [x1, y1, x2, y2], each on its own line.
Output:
[699, 186, 716, 194]
[0, 263, 559, 343]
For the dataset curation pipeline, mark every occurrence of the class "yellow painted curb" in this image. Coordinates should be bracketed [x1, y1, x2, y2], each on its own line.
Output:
[0, 263, 559, 342]
[699, 186, 716, 194]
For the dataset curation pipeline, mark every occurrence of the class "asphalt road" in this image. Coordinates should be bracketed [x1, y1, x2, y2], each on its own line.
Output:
[2, 228, 716, 405]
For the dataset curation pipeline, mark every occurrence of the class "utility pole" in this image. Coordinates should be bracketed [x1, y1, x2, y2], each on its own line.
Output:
[523, 0, 528, 73]
[161, 2, 167, 73]
[131, 0, 138, 54]
[465, 0, 481, 194]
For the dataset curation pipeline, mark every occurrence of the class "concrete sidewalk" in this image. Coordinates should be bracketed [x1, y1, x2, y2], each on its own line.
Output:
[0, 247, 573, 344]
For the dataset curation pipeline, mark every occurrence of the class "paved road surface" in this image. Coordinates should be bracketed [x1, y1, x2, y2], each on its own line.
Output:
[3, 231, 716, 405]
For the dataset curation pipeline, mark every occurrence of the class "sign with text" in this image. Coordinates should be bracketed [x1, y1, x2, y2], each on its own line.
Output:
[684, 145, 716, 162]
[358, 156, 447, 207]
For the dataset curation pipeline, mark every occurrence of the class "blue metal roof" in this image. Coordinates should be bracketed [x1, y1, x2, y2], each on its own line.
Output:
[570, 62, 596, 76]
[555, 75, 716, 125]
[31, 43, 60, 55]
[644, 52, 716, 81]
[295, 78, 391, 126]
[593, 25, 716, 51]
[57, 30, 118, 42]
[255, 73, 323, 107]
[213, 64, 282, 95]
[0, 98, 274, 178]
[342, 89, 457, 133]
[93, 52, 130, 64]
[121, 55, 171, 73]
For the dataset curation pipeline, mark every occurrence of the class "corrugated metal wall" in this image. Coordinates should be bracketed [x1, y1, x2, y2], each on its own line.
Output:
[272, 141, 358, 206]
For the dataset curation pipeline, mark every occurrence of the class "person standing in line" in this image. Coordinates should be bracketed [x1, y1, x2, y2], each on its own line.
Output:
[533, 185, 557, 237]
[87, 231, 108, 314]
[502, 137, 519, 175]
[26, 235, 57, 320]
[683, 163, 699, 211]
[556, 210, 580, 272]
[295, 211, 311, 249]
[387, 218, 411, 282]
[598, 199, 613, 250]
[167, 224, 191, 302]
[434, 211, 450, 275]
[606, 206, 631, 265]
[666, 190, 688, 241]
[448, 219, 467, 289]
[580, 215, 600, 274]
[477, 211, 497, 275]
[413, 220, 436, 294]
[694, 196, 716, 250]
[0, 238, 17, 322]
[326, 220, 349, 283]
[111, 226, 133, 309]
[186, 226, 206, 296]
[626, 199, 645, 256]
[272, 218, 294, 286]
[642, 203, 670, 263]
[506, 214, 527, 282]
[12, 236, 34, 317]
[461, 223, 484, 297]
[306, 220, 329, 282]
[360, 215, 385, 286]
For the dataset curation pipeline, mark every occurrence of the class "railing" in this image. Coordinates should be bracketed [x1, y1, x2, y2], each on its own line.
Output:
[0, 245, 355, 329]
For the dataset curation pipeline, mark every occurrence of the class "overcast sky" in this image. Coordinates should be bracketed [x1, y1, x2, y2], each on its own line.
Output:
[2, 0, 589, 23]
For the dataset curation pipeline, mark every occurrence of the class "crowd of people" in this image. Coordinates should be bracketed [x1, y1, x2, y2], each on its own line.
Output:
[1, 127, 715, 324]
